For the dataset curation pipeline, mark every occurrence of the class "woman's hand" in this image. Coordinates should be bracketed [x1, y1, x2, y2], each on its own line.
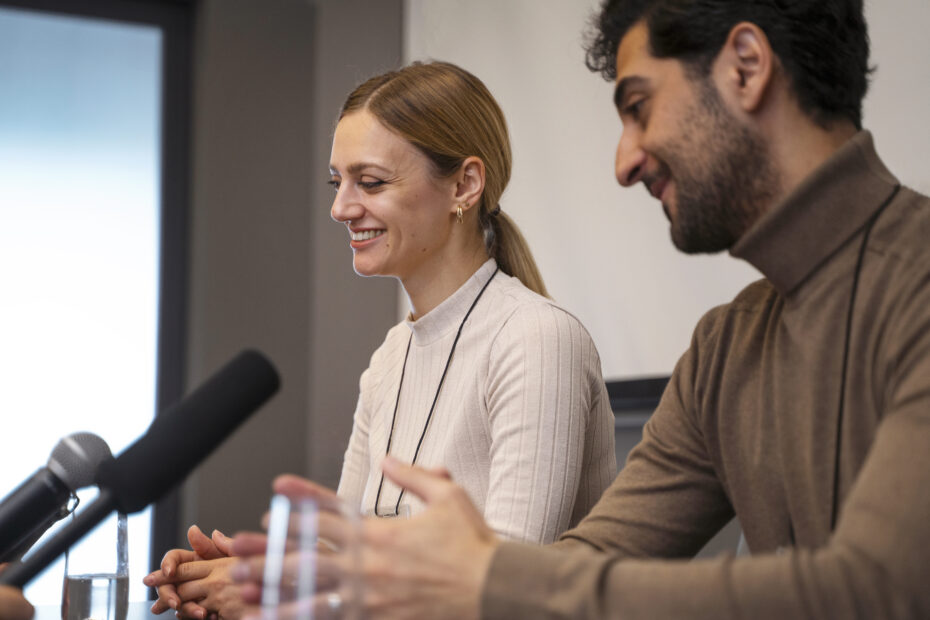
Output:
[148, 557, 244, 620]
[144, 525, 234, 619]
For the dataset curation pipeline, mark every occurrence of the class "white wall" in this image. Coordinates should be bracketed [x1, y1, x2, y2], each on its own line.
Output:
[405, 0, 930, 380]
[861, 0, 930, 198]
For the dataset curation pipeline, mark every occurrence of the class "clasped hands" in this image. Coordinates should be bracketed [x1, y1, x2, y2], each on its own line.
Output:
[144, 457, 500, 620]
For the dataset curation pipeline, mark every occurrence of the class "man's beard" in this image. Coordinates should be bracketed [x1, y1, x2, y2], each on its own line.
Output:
[657, 80, 780, 254]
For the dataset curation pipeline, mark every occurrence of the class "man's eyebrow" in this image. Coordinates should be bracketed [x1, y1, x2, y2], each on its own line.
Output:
[330, 162, 392, 176]
[613, 76, 648, 110]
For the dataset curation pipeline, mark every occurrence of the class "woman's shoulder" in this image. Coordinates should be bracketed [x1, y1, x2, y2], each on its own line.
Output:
[365, 319, 412, 371]
[486, 273, 598, 346]
[482, 274, 607, 388]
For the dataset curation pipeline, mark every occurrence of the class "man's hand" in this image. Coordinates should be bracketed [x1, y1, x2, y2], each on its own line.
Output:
[358, 457, 500, 619]
[232, 458, 500, 620]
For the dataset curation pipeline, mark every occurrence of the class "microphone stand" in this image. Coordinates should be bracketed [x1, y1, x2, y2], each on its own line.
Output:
[0, 488, 116, 588]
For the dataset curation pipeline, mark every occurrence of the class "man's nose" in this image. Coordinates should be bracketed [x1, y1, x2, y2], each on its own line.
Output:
[615, 129, 647, 187]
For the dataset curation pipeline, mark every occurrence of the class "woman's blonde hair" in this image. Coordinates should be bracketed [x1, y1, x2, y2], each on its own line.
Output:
[339, 61, 549, 298]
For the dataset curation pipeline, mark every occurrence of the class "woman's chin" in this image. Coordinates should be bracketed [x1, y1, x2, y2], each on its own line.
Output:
[352, 260, 384, 278]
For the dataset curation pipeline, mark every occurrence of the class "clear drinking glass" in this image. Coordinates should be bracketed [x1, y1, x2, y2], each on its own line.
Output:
[260, 494, 361, 620]
[61, 511, 128, 620]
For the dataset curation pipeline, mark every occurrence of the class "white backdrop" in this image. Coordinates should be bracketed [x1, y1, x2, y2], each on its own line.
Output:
[404, 0, 930, 380]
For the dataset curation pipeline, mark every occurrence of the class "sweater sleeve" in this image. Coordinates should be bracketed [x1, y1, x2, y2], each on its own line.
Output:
[482, 302, 610, 544]
[551, 306, 735, 558]
[335, 366, 373, 509]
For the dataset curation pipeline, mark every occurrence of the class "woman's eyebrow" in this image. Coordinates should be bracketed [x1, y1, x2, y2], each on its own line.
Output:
[345, 161, 392, 175]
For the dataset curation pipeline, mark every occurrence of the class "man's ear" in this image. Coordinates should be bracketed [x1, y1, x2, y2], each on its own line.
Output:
[714, 21, 774, 113]
[452, 156, 486, 215]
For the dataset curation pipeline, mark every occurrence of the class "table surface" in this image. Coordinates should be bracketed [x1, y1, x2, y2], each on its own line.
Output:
[35, 600, 162, 620]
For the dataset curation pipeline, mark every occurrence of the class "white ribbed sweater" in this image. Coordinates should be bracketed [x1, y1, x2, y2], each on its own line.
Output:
[336, 259, 616, 543]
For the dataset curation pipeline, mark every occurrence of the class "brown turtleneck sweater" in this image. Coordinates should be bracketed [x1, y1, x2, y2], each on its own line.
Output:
[482, 131, 930, 619]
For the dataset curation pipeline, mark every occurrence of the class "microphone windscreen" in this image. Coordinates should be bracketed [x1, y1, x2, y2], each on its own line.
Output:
[47, 433, 112, 490]
[95, 349, 280, 513]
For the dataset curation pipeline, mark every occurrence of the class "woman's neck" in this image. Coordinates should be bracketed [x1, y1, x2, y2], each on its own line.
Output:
[402, 245, 490, 320]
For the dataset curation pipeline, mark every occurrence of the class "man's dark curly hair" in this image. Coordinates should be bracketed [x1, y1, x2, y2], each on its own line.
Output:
[584, 0, 871, 129]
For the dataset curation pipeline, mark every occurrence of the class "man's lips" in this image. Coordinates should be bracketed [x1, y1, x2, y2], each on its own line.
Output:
[647, 177, 669, 202]
[645, 175, 673, 222]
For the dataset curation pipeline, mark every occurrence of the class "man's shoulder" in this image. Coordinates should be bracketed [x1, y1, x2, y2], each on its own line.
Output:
[695, 278, 775, 329]
[684, 279, 778, 360]
[872, 185, 930, 271]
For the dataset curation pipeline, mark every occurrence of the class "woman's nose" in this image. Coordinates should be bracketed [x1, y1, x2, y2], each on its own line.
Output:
[330, 189, 364, 223]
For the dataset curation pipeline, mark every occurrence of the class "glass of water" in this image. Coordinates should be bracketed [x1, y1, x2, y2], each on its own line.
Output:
[61, 511, 128, 620]
[260, 494, 361, 620]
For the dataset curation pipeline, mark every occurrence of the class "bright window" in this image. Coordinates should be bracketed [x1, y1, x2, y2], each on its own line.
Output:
[0, 6, 161, 604]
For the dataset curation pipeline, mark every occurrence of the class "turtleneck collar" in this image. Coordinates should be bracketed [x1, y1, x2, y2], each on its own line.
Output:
[405, 258, 498, 346]
[730, 131, 899, 296]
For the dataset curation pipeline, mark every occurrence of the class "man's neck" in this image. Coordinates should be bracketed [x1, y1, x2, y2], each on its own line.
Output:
[765, 112, 859, 210]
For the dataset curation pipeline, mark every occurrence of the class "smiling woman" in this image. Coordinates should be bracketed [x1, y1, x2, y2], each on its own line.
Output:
[325, 62, 615, 530]
[330, 61, 549, 311]
[144, 61, 617, 620]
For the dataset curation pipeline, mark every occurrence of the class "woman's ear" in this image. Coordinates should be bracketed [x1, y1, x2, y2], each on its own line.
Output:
[453, 156, 486, 214]
[713, 21, 774, 113]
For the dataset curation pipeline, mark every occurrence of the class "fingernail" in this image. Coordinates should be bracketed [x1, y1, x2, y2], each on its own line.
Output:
[169, 599, 178, 610]
[143, 575, 154, 586]
[164, 566, 172, 578]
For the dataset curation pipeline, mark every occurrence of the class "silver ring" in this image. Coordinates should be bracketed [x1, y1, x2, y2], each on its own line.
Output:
[326, 592, 342, 614]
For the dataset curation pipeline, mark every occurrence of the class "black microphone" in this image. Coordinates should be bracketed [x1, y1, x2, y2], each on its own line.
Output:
[0, 433, 112, 563]
[0, 349, 280, 587]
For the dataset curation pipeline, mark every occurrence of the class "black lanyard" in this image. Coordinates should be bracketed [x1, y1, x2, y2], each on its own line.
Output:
[373, 267, 500, 517]
[830, 183, 900, 531]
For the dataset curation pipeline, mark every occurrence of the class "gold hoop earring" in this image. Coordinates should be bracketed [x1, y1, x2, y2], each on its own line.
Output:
[456, 205, 464, 224]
